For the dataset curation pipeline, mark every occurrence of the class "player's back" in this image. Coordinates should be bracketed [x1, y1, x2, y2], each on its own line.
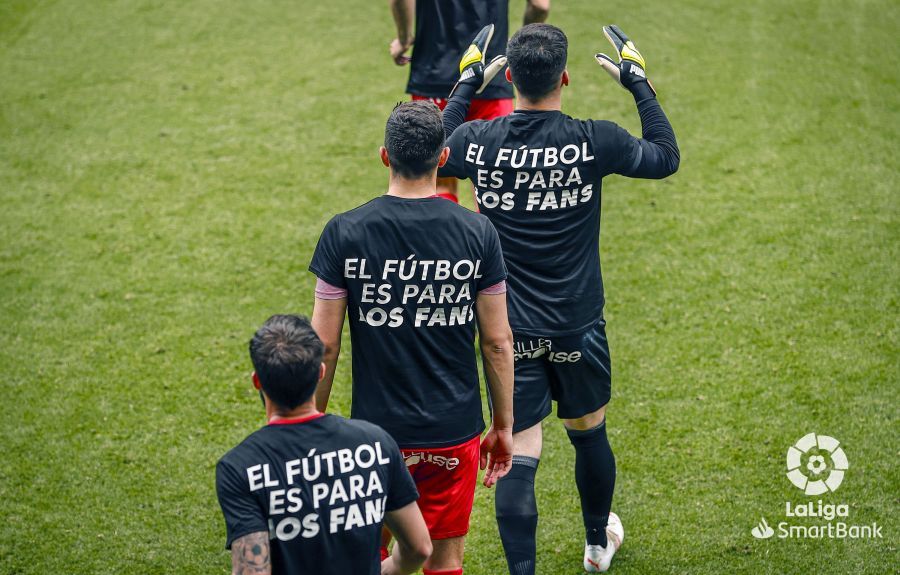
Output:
[408, 0, 512, 99]
[443, 110, 637, 336]
[309, 195, 507, 448]
[216, 414, 417, 575]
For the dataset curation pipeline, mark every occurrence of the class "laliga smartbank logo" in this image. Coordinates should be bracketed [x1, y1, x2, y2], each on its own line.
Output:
[785, 432, 847, 494]
[750, 433, 882, 541]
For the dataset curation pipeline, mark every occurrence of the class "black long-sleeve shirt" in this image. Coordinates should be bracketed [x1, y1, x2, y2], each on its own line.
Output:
[438, 83, 679, 335]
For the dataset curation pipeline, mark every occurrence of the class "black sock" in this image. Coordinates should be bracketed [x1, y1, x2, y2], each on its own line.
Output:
[495, 455, 539, 575]
[567, 421, 616, 548]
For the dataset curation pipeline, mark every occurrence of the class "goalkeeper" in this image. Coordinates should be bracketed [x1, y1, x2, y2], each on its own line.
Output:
[441, 23, 679, 574]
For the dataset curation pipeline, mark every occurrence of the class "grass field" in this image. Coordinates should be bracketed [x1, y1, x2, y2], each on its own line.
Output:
[1, 0, 898, 573]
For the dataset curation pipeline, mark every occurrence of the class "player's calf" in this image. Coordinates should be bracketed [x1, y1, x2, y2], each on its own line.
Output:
[495, 422, 542, 575]
[565, 406, 616, 549]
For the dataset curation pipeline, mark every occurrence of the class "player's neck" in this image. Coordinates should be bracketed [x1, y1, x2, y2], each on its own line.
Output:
[266, 398, 320, 423]
[386, 175, 437, 199]
[517, 92, 562, 112]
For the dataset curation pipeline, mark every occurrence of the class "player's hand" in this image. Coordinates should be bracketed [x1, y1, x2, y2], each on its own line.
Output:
[389, 37, 413, 66]
[451, 24, 508, 96]
[595, 25, 656, 97]
[480, 424, 513, 487]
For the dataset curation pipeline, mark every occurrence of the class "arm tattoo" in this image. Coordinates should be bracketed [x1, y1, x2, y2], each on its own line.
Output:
[231, 531, 271, 575]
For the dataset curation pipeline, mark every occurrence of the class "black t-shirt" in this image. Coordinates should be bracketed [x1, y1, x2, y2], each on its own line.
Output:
[309, 195, 507, 448]
[216, 414, 418, 575]
[439, 110, 643, 336]
[407, 0, 513, 100]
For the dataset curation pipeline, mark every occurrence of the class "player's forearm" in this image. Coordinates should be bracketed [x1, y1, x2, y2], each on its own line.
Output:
[442, 82, 476, 140]
[628, 89, 680, 179]
[314, 340, 340, 411]
[390, 0, 415, 45]
[481, 336, 515, 430]
[230, 531, 271, 575]
[523, 0, 550, 24]
[383, 541, 429, 575]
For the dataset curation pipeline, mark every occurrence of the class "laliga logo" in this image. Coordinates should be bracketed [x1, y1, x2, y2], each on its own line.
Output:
[785, 433, 848, 495]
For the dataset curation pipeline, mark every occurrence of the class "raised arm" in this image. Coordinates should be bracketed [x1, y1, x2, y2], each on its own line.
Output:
[381, 502, 432, 575]
[442, 25, 508, 139]
[596, 25, 680, 178]
[389, 0, 415, 65]
[475, 290, 514, 487]
[311, 296, 347, 412]
[230, 531, 271, 575]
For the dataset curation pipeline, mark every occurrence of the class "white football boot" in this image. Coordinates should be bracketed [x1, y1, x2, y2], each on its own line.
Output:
[583, 512, 624, 572]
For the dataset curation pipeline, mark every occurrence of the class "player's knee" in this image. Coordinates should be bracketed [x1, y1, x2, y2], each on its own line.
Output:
[563, 404, 607, 431]
[513, 422, 543, 459]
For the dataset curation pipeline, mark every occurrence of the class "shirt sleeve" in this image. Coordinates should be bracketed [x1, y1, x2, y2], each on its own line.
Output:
[215, 459, 268, 549]
[477, 219, 508, 291]
[591, 120, 643, 177]
[382, 433, 419, 512]
[315, 277, 348, 300]
[591, 95, 680, 179]
[479, 280, 507, 295]
[309, 215, 346, 288]
[437, 122, 472, 179]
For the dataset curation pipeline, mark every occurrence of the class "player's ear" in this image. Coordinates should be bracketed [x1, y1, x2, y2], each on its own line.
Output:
[561, 69, 569, 87]
[380, 146, 390, 168]
[437, 147, 450, 168]
[252, 371, 261, 390]
[505, 67, 513, 83]
[318, 362, 326, 383]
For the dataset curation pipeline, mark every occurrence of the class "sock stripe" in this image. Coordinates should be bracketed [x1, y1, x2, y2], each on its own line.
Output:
[511, 455, 540, 468]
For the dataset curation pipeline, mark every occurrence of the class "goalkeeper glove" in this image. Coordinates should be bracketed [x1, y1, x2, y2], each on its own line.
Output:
[595, 25, 656, 97]
[451, 24, 508, 97]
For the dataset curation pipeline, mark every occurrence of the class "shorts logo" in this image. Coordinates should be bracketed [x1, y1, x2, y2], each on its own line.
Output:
[403, 452, 460, 471]
[785, 433, 848, 495]
[514, 338, 552, 360]
[514, 338, 582, 363]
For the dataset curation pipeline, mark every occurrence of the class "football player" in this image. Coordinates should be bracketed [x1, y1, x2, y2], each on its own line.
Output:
[388, 0, 550, 203]
[309, 97, 515, 574]
[216, 315, 432, 575]
[439, 23, 680, 573]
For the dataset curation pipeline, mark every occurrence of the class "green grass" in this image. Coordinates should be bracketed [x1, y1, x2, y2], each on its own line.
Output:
[1, 0, 897, 573]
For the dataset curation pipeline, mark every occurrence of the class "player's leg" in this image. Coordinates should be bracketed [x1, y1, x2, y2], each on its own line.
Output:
[495, 422, 542, 575]
[403, 436, 479, 574]
[423, 535, 465, 574]
[564, 404, 614, 547]
[494, 350, 551, 575]
[551, 321, 620, 572]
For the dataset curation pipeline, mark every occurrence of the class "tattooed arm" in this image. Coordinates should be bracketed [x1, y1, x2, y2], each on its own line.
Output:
[230, 531, 271, 575]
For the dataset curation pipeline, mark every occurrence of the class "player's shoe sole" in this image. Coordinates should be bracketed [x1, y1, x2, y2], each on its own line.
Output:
[583, 511, 624, 572]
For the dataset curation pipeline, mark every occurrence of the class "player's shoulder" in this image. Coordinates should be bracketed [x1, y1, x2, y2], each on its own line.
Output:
[586, 118, 624, 133]
[440, 199, 494, 228]
[334, 415, 399, 446]
[217, 427, 268, 474]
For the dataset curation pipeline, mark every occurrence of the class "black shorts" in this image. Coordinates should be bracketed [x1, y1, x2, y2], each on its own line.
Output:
[502, 320, 612, 433]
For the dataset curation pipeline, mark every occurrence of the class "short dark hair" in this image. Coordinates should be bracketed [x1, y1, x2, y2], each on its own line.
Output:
[249, 315, 324, 410]
[507, 24, 568, 100]
[384, 101, 446, 179]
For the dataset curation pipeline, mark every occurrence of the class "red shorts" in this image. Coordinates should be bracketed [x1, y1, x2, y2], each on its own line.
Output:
[412, 94, 514, 121]
[401, 435, 481, 539]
